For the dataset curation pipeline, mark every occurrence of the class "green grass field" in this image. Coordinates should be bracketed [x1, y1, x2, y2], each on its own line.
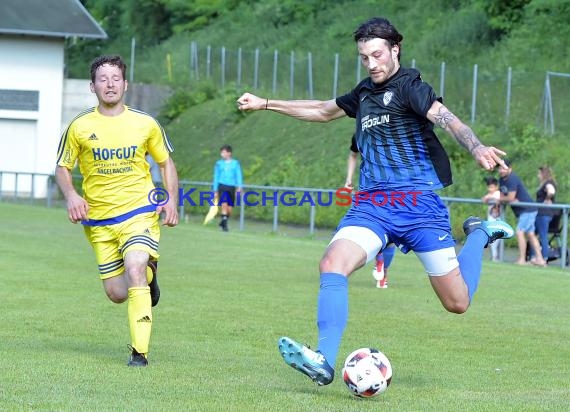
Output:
[1, 202, 569, 411]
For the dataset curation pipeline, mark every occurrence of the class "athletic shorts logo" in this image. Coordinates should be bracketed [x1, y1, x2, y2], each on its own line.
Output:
[438, 234, 449, 241]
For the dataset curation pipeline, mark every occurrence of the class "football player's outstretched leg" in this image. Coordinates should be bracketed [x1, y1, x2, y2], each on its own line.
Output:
[237, 17, 513, 385]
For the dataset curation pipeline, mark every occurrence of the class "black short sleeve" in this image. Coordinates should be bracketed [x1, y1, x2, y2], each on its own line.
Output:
[349, 135, 358, 153]
[336, 79, 369, 118]
[406, 76, 438, 117]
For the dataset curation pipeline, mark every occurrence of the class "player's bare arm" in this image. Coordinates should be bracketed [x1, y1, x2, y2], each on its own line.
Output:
[55, 165, 89, 223]
[427, 100, 506, 171]
[345, 151, 358, 190]
[236, 92, 346, 123]
[157, 157, 179, 227]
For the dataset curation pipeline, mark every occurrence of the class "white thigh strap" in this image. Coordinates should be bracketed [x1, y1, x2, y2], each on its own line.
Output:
[415, 247, 459, 276]
[330, 226, 384, 264]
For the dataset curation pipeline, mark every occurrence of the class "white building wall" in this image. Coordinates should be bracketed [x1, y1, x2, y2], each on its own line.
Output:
[0, 35, 168, 198]
[62, 79, 98, 129]
[0, 36, 64, 196]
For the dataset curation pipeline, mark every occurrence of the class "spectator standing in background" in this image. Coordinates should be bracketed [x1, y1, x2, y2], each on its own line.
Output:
[213, 145, 243, 232]
[534, 165, 557, 263]
[498, 159, 546, 266]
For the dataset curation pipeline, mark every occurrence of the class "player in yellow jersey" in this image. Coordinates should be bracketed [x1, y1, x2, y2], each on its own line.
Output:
[55, 55, 179, 367]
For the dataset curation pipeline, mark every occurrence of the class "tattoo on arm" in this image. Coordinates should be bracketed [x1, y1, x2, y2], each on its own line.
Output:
[434, 106, 482, 153]
[433, 106, 455, 130]
[454, 125, 482, 153]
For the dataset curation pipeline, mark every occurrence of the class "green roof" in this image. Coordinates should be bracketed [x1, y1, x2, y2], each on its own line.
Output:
[0, 0, 107, 39]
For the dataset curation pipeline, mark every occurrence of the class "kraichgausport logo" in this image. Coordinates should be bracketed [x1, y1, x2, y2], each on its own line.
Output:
[147, 188, 422, 208]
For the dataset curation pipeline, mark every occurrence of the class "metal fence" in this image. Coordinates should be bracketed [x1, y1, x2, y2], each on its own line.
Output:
[0, 171, 55, 205]
[2, 171, 569, 268]
[125, 40, 570, 134]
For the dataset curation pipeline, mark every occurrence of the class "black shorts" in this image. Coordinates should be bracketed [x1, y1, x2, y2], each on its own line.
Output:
[218, 184, 236, 207]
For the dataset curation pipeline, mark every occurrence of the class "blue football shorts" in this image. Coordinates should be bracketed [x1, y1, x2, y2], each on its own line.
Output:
[334, 190, 456, 272]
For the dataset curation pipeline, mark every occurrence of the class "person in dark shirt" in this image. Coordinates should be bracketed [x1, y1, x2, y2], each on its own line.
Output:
[498, 159, 546, 266]
[535, 165, 557, 262]
[237, 16, 514, 387]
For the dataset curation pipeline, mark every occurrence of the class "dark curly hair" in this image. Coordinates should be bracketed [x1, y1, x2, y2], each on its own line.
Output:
[90, 55, 127, 82]
[353, 17, 403, 60]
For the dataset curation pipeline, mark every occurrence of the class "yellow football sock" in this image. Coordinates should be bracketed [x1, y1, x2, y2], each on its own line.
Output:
[128, 287, 152, 354]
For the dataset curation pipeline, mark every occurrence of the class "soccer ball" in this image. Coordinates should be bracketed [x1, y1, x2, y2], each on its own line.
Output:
[342, 347, 392, 398]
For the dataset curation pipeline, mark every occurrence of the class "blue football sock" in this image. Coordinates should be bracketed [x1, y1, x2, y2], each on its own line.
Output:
[316, 273, 348, 369]
[383, 246, 396, 268]
[457, 229, 488, 301]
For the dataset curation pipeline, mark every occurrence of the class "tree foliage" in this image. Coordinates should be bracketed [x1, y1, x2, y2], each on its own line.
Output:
[78, 0, 240, 49]
[481, 0, 532, 35]
[72, 0, 567, 76]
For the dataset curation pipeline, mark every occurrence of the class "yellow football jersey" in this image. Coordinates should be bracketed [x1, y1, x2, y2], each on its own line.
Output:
[56, 106, 173, 222]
